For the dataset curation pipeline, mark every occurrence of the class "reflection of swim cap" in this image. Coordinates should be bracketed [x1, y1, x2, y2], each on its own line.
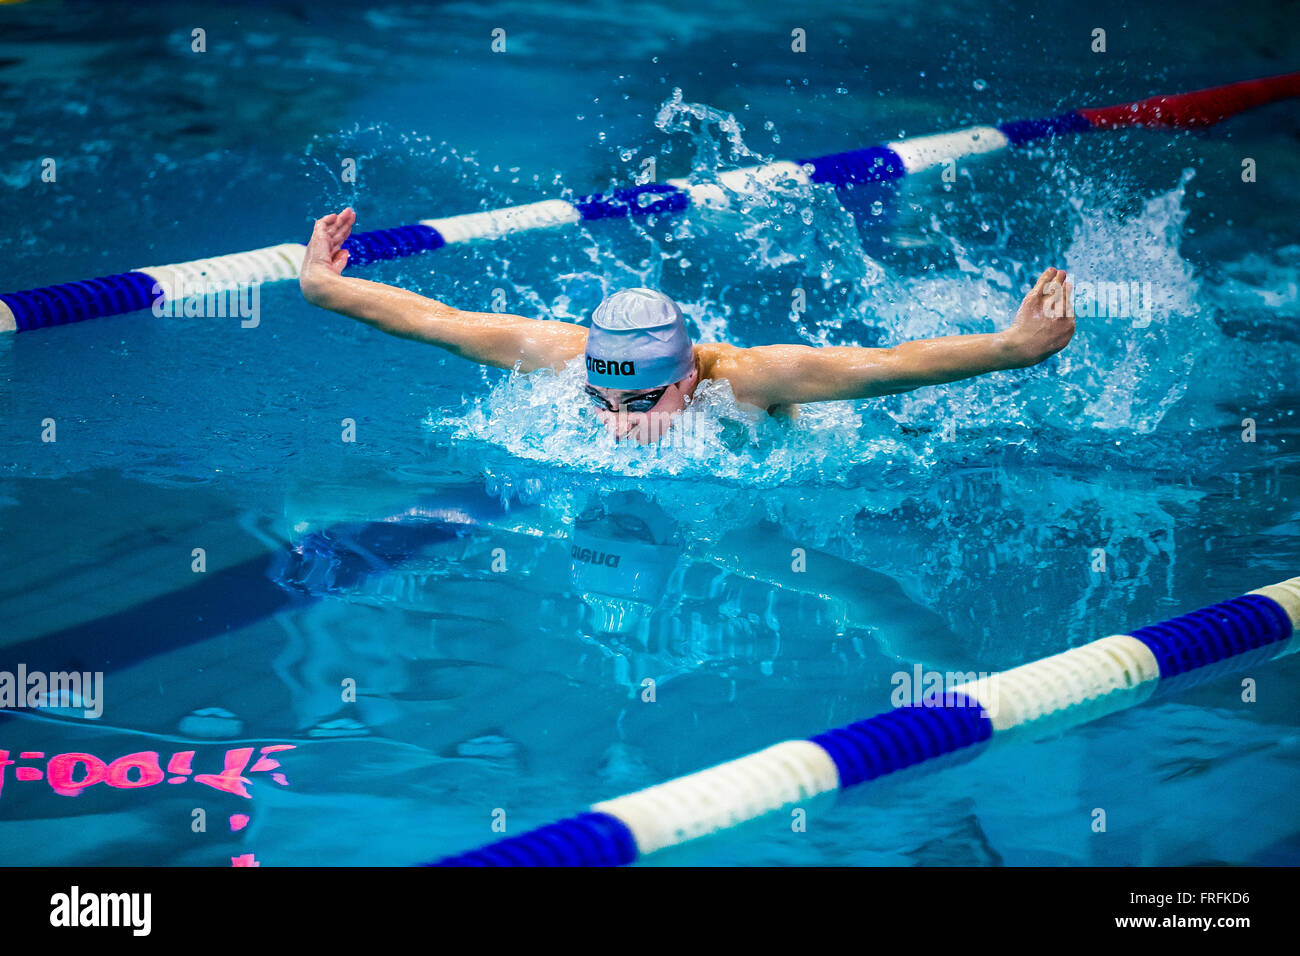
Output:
[585, 288, 694, 390]
[571, 529, 677, 603]
[570, 492, 680, 633]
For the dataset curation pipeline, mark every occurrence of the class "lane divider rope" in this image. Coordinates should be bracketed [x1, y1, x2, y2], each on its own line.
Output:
[3, 72, 1297, 334]
[422, 576, 1300, 866]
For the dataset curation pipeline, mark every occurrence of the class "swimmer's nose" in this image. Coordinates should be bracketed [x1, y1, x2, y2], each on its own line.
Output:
[597, 409, 654, 444]
[604, 415, 642, 442]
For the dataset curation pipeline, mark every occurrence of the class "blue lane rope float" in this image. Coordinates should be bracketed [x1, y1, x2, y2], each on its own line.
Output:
[424, 576, 1300, 866]
[3, 72, 1297, 333]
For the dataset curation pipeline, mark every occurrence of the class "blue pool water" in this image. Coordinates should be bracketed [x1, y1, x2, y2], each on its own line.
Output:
[1, 0, 1298, 865]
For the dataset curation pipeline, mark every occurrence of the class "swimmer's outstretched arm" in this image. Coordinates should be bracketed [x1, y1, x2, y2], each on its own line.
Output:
[724, 267, 1076, 407]
[298, 208, 587, 372]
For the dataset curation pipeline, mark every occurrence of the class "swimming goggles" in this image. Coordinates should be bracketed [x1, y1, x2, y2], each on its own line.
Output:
[585, 384, 670, 414]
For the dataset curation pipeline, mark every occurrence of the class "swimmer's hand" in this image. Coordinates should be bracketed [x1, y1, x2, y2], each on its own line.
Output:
[296, 206, 587, 371]
[299, 207, 356, 304]
[1002, 267, 1075, 367]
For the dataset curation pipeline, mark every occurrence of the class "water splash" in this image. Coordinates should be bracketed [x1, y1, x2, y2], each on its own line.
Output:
[1063, 168, 1202, 433]
[436, 356, 916, 486]
[653, 90, 887, 291]
[436, 140, 1249, 486]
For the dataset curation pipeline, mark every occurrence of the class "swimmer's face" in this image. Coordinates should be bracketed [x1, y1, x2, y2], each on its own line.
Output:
[587, 368, 699, 443]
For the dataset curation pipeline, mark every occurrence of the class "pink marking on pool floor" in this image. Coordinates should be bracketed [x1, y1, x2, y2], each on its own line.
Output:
[249, 744, 296, 774]
[166, 751, 194, 775]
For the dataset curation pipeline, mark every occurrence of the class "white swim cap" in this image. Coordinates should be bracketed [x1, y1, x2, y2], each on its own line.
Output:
[585, 288, 694, 390]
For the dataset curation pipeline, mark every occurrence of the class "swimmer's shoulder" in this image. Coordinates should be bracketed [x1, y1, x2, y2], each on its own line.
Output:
[691, 341, 734, 378]
[691, 343, 798, 418]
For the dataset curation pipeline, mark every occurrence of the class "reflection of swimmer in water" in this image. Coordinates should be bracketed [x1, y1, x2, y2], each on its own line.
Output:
[569, 491, 681, 635]
[567, 490, 964, 669]
[276, 485, 967, 697]
[300, 208, 1076, 442]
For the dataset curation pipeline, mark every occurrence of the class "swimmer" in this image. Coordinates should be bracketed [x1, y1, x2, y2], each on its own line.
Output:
[300, 207, 1075, 441]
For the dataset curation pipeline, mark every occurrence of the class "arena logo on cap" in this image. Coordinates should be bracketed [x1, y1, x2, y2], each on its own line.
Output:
[586, 356, 635, 376]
